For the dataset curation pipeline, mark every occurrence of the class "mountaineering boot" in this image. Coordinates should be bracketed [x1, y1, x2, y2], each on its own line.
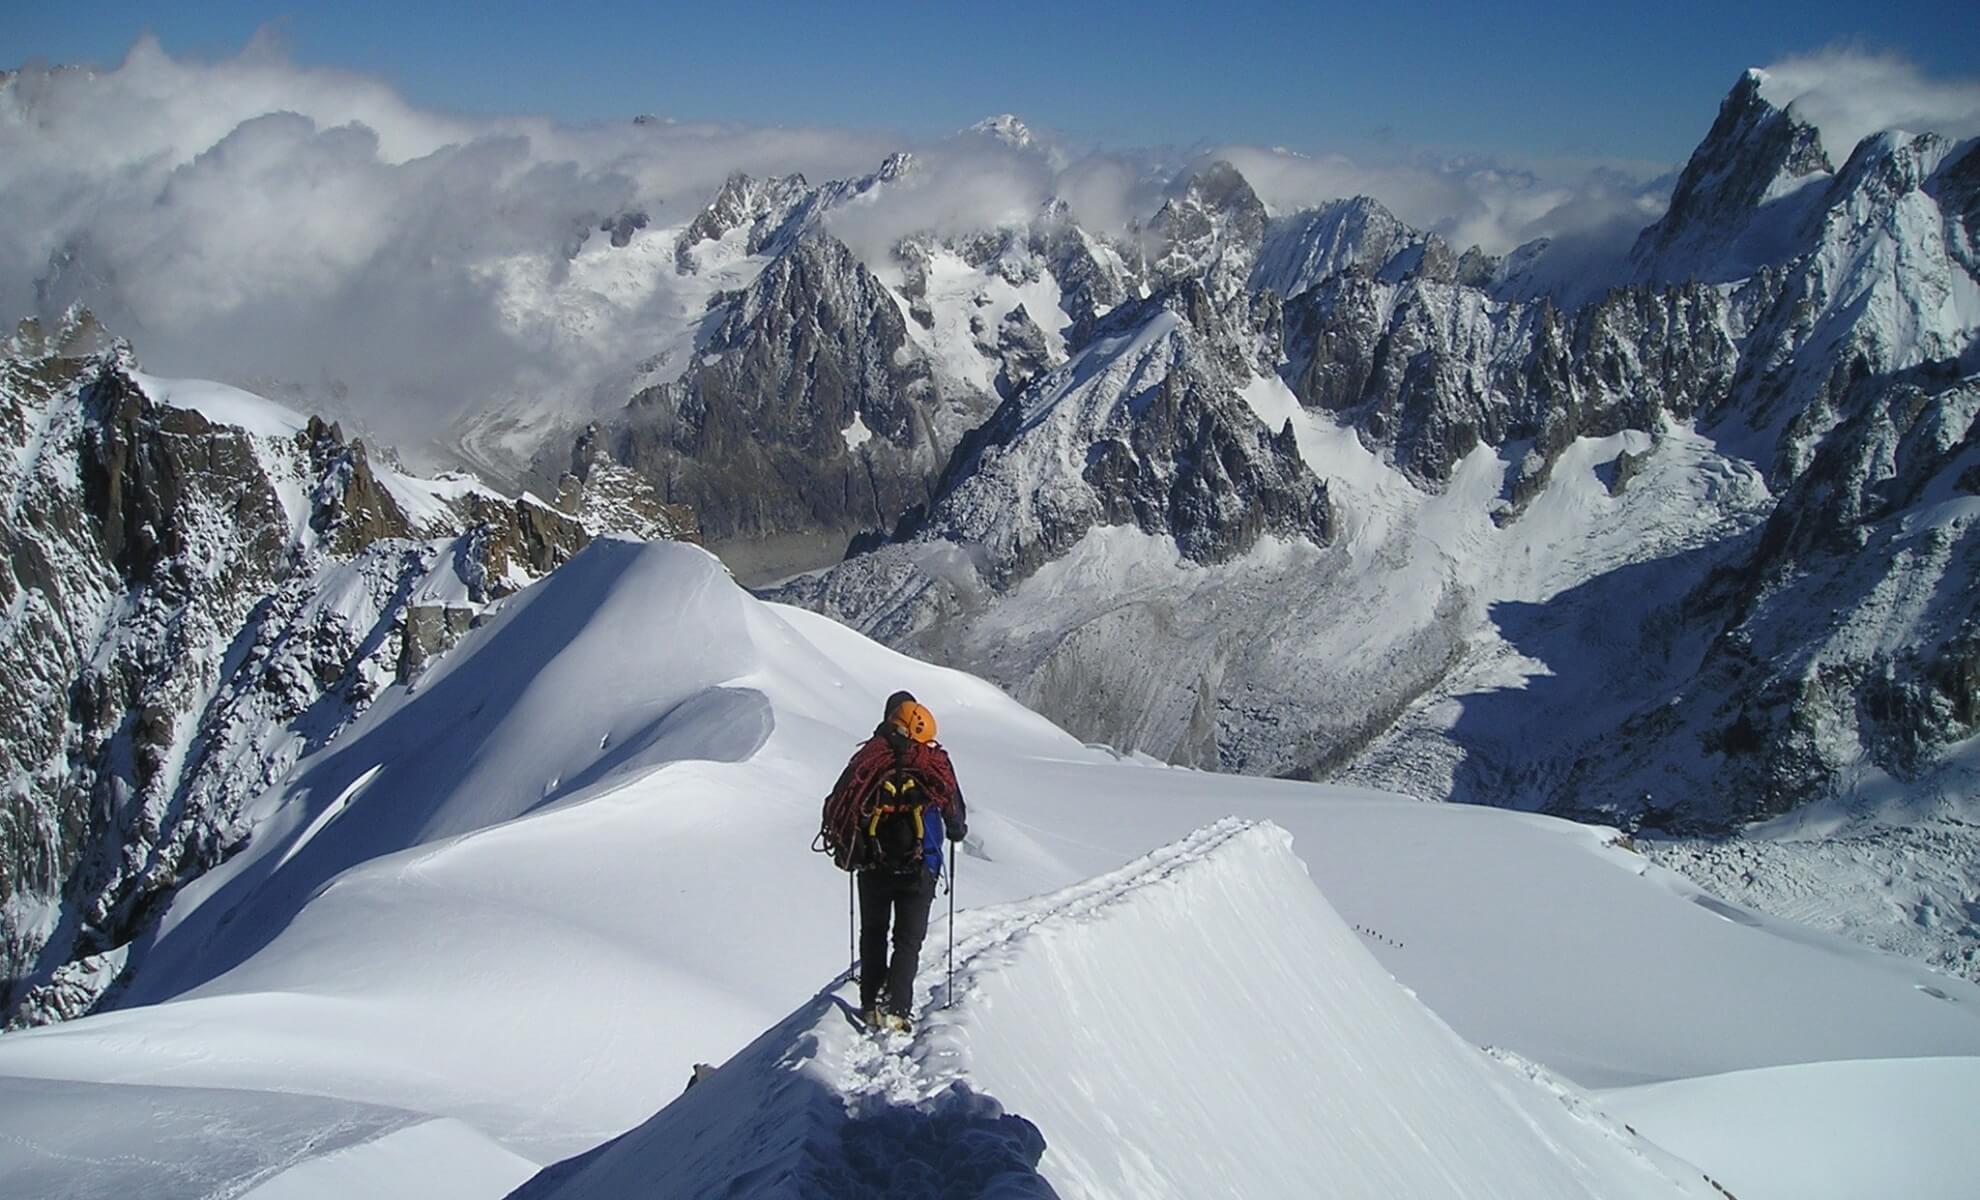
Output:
[882, 1011, 913, 1034]
[861, 1007, 885, 1029]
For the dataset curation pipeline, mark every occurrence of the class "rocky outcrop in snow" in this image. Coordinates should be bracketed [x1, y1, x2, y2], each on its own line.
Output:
[0, 312, 618, 1026]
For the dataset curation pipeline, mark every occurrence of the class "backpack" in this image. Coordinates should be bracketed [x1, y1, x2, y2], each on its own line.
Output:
[816, 738, 943, 872]
[861, 770, 932, 872]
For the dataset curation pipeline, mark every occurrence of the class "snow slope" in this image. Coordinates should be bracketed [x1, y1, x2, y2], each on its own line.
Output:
[1597, 1056, 1980, 1200]
[516, 820, 1719, 1199]
[0, 540, 1974, 1197]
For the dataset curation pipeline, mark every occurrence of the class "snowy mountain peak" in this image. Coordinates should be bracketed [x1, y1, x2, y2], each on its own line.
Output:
[1630, 70, 1834, 283]
[1252, 194, 1435, 300]
[1162, 158, 1263, 215]
[1149, 160, 1268, 309]
[8, 303, 118, 361]
[672, 170, 814, 273]
[967, 113, 1033, 148]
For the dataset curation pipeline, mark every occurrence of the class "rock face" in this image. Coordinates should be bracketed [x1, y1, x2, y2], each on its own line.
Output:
[1253, 195, 1439, 301]
[0, 312, 613, 1026]
[920, 283, 1333, 585]
[592, 232, 959, 577]
[1629, 69, 1834, 284]
[553, 423, 701, 544]
[1279, 258, 1741, 489]
[672, 172, 815, 274]
[1146, 161, 1269, 312]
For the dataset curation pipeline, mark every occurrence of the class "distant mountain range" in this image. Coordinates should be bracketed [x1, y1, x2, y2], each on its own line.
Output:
[2, 70, 1975, 1024]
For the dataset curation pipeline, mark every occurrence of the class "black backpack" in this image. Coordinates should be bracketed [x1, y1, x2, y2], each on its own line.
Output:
[861, 769, 930, 872]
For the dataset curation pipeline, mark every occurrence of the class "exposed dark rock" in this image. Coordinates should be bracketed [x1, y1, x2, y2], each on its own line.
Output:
[1630, 69, 1834, 283]
[0, 312, 665, 1026]
[1148, 161, 1268, 311]
[399, 604, 477, 682]
[601, 211, 650, 248]
[554, 422, 701, 543]
[582, 232, 974, 578]
[673, 172, 812, 273]
[993, 305, 1052, 401]
[916, 282, 1332, 587]
[1280, 272, 1737, 487]
[303, 417, 414, 555]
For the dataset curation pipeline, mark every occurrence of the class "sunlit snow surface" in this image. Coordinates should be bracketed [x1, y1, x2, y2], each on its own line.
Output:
[518, 822, 1718, 1199]
[0, 541, 1975, 1198]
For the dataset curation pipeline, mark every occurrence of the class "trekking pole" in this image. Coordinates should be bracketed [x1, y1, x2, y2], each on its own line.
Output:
[946, 848, 957, 1008]
[848, 870, 856, 977]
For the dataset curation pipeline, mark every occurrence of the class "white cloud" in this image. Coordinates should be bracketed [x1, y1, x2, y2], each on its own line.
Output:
[0, 38, 897, 451]
[1212, 144, 1672, 259]
[825, 143, 1055, 265]
[1758, 48, 1980, 164]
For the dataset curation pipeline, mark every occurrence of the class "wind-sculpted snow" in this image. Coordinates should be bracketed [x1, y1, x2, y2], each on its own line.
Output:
[515, 820, 1720, 1199]
[0, 1075, 537, 1200]
[126, 540, 777, 1005]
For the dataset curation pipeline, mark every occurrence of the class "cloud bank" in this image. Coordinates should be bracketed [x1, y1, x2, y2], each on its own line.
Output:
[4, 39, 1968, 459]
[2, 38, 896, 452]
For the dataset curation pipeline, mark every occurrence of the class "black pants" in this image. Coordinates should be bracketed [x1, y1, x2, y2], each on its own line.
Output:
[858, 867, 937, 1015]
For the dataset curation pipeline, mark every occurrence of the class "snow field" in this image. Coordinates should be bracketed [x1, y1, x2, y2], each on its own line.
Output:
[1596, 1056, 1980, 1200]
[0, 540, 1974, 1198]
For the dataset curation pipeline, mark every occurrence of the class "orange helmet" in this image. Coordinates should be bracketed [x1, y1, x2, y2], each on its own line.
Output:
[890, 699, 937, 743]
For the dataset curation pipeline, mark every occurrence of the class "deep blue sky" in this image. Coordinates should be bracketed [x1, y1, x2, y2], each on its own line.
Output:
[13, 0, 1979, 165]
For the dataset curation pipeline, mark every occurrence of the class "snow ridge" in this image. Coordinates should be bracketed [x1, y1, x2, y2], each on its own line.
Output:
[516, 819, 1720, 1199]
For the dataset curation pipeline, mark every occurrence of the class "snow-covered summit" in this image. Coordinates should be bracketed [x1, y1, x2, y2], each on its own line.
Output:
[1630, 69, 1834, 284]
[1146, 160, 1269, 310]
[1253, 193, 1440, 300]
[905, 282, 1329, 580]
[966, 113, 1034, 148]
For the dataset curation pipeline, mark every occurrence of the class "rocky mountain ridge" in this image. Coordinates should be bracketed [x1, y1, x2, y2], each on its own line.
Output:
[0, 309, 688, 1025]
[764, 75, 1978, 850]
